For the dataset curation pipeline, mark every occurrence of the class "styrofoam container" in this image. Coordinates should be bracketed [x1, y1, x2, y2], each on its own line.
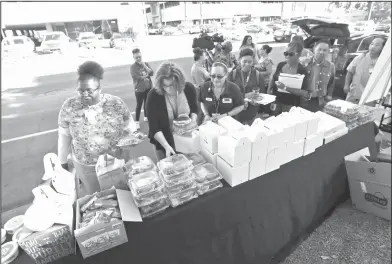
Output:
[4, 216, 24, 235]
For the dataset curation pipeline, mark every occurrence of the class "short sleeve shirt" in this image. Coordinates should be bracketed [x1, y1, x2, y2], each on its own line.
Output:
[199, 81, 244, 116]
[58, 94, 131, 165]
[191, 63, 209, 87]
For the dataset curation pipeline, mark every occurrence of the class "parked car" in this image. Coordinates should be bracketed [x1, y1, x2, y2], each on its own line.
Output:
[273, 24, 299, 42]
[352, 20, 377, 33]
[148, 27, 162, 35]
[245, 24, 263, 34]
[375, 20, 391, 33]
[292, 17, 388, 99]
[265, 23, 283, 32]
[1, 36, 36, 55]
[218, 25, 247, 41]
[40, 31, 71, 53]
[78, 32, 99, 49]
[109, 33, 134, 49]
[200, 24, 215, 34]
[181, 25, 201, 34]
[162, 26, 180, 36]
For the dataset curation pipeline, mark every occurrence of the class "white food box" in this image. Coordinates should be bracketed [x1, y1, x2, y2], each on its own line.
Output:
[242, 126, 269, 161]
[315, 111, 346, 139]
[285, 111, 309, 141]
[269, 115, 296, 145]
[324, 127, 349, 144]
[303, 132, 324, 156]
[200, 147, 219, 168]
[252, 118, 285, 151]
[173, 130, 201, 154]
[290, 107, 320, 137]
[217, 156, 249, 187]
[278, 73, 305, 92]
[249, 155, 267, 180]
[265, 146, 281, 174]
[291, 139, 305, 161]
[218, 116, 244, 131]
[199, 121, 227, 154]
[218, 130, 252, 167]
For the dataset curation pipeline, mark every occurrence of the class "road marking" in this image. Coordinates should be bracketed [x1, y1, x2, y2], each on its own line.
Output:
[1, 110, 143, 144]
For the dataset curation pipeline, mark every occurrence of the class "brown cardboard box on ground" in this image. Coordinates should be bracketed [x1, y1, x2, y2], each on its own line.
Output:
[345, 148, 391, 221]
[74, 188, 142, 258]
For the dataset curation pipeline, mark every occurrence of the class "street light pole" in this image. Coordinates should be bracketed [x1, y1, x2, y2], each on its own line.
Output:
[368, 1, 374, 21]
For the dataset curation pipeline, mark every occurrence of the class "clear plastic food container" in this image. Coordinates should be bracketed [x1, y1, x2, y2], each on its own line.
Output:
[192, 163, 222, 184]
[197, 180, 223, 195]
[158, 154, 193, 181]
[139, 197, 170, 218]
[159, 170, 194, 188]
[132, 186, 167, 207]
[168, 188, 198, 208]
[165, 180, 196, 196]
[183, 153, 206, 167]
[124, 156, 157, 177]
[128, 170, 163, 196]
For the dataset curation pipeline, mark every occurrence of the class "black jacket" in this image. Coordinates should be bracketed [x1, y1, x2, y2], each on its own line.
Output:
[146, 82, 198, 151]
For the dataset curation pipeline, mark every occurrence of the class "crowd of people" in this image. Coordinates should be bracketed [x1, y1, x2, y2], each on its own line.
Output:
[57, 33, 388, 195]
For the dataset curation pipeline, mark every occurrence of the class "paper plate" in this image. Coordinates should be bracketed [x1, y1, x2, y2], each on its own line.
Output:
[12, 227, 33, 243]
[4, 216, 24, 235]
[1, 241, 19, 264]
[1, 228, 6, 244]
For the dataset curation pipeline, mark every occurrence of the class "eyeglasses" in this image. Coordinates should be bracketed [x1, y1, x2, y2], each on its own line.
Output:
[284, 52, 296, 57]
[211, 74, 225, 80]
[77, 87, 100, 95]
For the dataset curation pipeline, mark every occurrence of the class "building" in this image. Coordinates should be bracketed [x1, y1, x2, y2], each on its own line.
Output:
[145, 2, 283, 27]
[1, 2, 148, 40]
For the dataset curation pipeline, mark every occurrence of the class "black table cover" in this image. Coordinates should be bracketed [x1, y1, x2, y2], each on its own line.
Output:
[13, 123, 377, 264]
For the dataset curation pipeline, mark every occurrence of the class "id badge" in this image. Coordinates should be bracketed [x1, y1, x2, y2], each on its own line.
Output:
[222, 98, 232, 104]
[206, 97, 213, 102]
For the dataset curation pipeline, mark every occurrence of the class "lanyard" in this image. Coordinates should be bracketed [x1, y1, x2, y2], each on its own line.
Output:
[209, 83, 226, 114]
[240, 69, 251, 92]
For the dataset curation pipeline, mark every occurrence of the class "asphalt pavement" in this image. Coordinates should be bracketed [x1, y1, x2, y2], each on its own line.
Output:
[1, 46, 286, 212]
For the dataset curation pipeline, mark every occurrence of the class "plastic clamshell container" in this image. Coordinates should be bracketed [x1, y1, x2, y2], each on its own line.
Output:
[159, 170, 194, 188]
[128, 170, 163, 196]
[1, 229, 6, 244]
[1, 241, 19, 264]
[183, 153, 206, 167]
[168, 188, 198, 208]
[165, 180, 196, 196]
[139, 198, 170, 218]
[197, 180, 223, 195]
[157, 154, 193, 181]
[124, 156, 157, 177]
[4, 215, 24, 235]
[132, 186, 167, 207]
[193, 163, 222, 184]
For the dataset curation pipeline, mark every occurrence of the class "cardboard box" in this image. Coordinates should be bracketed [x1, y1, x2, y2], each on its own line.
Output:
[19, 225, 76, 264]
[265, 147, 281, 174]
[217, 156, 249, 187]
[291, 139, 305, 161]
[252, 119, 285, 152]
[303, 132, 324, 156]
[199, 121, 227, 154]
[200, 147, 219, 168]
[173, 130, 201, 154]
[289, 107, 320, 137]
[249, 155, 266, 180]
[218, 116, 244, 131]
[218, 130, 252, 167]
[324, 127, 348, 144]
[75, 188, 142, 258]
[243, 126, 269, 161]
[315, 111, 346, 138]
[345, 148, 391, 221]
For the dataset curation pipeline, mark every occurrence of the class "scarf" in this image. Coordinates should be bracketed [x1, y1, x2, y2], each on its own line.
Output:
[165, 91, 190, 131]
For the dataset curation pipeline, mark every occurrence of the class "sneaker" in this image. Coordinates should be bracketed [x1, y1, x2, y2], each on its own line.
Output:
[135, 122, 140, 130]
[144, 117, 148, 122]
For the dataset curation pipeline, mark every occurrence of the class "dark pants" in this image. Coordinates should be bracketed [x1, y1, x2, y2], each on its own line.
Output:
[301, 98, 326, 113]
[135, 89, 149, 121]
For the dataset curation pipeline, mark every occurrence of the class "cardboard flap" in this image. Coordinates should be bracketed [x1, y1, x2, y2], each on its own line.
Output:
[115, 189, 142, 222]
[345, 148, 371, 162]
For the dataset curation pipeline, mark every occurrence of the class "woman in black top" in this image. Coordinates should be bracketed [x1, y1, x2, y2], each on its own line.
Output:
[199, 62, 245, 122]
[146, 62, 198, 160]
[228, 48, 265, 125]
[268, 42, 310, 115]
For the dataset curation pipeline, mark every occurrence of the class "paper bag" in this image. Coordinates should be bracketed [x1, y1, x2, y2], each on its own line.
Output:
[95, 154, 127, 191]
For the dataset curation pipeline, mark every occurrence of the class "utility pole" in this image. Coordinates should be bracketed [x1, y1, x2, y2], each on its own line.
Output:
[200, 2, 203, 25]
[368, 1, 375, 21]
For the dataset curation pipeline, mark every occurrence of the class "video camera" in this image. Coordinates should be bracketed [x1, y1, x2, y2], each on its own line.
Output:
[192, 33, 224, 51]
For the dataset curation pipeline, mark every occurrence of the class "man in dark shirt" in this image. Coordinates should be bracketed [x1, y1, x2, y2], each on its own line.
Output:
[130, 48, 154, 129]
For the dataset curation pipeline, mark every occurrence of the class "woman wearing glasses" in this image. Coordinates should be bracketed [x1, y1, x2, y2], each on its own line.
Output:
[199, 62, 245, 122]
[146, 62, 198, 160]
[268, 42, 310, 114]
[228, 48, 265, 125]
[58, 61, 135, 196]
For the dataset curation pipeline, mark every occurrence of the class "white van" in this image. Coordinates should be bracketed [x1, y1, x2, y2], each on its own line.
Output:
[40, 31, 71, 53]
[1, 36, 36, 55]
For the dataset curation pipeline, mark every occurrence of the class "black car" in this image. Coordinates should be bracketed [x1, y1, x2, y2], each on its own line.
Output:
[292, 17, 389, 99]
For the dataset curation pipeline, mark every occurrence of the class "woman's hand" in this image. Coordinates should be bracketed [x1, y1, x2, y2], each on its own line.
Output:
[204, 115, 212, 122]
[275, 81, 286, 91]
[343, 85, 350, 94]
[164, 145, 176, 157]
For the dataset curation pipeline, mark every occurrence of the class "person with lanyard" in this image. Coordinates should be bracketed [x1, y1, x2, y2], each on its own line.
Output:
[58, 61, 136, 196]
[199, 62, 245, 122]
[302, 39, 336, 112]
[344, 37, 387, 104]
[228, 48, 265, 125]
[130, 48, 154, 130]
[146, 62, 198, 160]
[268, 42, 310, 114]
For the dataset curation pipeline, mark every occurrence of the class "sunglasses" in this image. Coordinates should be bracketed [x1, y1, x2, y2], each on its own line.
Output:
[211, 74, 225, 80]
[284, 52, 296, 57]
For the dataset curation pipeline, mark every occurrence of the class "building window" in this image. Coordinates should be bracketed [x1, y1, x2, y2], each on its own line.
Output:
[164, 2, 180, 9]
[146, 7, 151, 13]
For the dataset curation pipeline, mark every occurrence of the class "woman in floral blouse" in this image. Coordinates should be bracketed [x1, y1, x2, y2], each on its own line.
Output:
[58, 61, 135, 196]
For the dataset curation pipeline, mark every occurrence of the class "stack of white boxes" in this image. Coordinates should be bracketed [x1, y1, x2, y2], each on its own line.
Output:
[199, 121, 227, 167]
[315, 111, 348, 144]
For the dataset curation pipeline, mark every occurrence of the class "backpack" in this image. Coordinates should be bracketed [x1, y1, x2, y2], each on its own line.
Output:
[232, 68, 261, 87]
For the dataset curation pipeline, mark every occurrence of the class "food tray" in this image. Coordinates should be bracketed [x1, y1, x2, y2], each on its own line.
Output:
[183, 153, 206, 166]
[116, 132, 146, 148]
[192, 163, 222, 184]
[158, 154, 193, 180]
[128, 170, 163, 196]
[165, 180, 196, 196]
[124, 156, 157, 177]
[173, 116, 192, 127]
[139, 198, 170, 218]
[197, 180, 223, 195]
[168, 188, 198, 208]
[132, 186, 167, 207]
[159, 170, 194, 188]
